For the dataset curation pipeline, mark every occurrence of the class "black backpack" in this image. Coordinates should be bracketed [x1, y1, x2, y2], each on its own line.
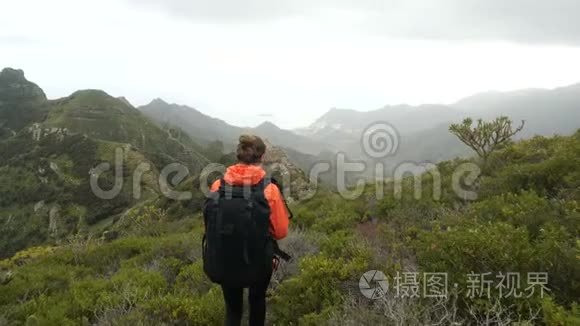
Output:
[202, 178, 275, 287]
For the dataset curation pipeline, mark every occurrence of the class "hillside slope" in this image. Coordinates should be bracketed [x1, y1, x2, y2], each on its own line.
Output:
[0, 68, 211, 258]
[43, 90, 209, 172]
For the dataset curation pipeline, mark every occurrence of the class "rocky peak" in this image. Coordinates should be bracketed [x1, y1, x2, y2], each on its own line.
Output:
[148, 98, 169, 107]
[0, 68, 26, 81]
[0, 68, 47, 102]
[255, 121, 280, 131]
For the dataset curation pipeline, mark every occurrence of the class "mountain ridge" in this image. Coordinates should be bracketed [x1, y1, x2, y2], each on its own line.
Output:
[138, 99, 332, 155]
[300, 81, 580, 131]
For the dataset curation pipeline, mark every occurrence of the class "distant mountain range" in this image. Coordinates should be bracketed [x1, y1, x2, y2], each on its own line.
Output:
[300, 83, 580, 139]
[139, 81, 580, 176]
[453, 84, 580, 137]
[295, 104, 459, 139]
[138, 99, 332, 155]
[292, 83, 580, 167]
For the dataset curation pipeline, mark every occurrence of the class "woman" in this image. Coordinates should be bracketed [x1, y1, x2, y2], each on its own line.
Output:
[206, 134, 290, 326]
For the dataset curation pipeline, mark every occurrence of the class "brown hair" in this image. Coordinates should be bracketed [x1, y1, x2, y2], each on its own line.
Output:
[236, 134, 266, 164]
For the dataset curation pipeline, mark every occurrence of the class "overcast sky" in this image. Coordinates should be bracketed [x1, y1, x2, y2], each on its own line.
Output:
[2, 0, 580, 129]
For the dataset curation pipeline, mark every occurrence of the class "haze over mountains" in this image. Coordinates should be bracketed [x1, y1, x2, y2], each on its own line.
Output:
[138, 99, 333, 155]
[139, 80, 580, 171]
[301, 83, 580, 169]
[301, 84, 580, 141]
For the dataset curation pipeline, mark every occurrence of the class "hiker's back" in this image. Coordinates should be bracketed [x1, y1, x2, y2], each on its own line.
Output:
[203, 179, 274, 287]
[204, 135, 291, 326]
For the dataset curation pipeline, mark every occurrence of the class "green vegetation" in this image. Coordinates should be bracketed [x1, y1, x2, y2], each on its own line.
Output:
[1, 129, 578, 324]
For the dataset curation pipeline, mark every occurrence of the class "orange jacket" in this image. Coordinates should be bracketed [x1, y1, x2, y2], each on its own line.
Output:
[210, 164, 290, 240]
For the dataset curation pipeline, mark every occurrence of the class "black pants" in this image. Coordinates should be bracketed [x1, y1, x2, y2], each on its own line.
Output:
[221, 273, 272, 326]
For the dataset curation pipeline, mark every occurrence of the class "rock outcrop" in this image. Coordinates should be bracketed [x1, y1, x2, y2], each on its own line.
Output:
[0, 68, 48, 136]
[262, 140, 315, 202]
[0, 68, 47, 102]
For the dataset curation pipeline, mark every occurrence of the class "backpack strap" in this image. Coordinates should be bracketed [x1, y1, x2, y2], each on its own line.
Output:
[218, 178, 257, 200]
[217, 177, 227, 194]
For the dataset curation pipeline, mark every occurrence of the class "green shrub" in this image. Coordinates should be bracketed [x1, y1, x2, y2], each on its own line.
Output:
[533, 224, 580, 304]
[470, 191, 557, 237]
[414, 220, 579, 318]
[174, 261, 212, 295]
[542, 297, 580, 326]
[270, 254, 368, 325]
[414, 222, 535, 287]
[144, 287, 224, 325]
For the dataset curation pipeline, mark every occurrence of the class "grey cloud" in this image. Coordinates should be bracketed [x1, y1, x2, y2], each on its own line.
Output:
[131, 0, 305, 22]
[128, 0, 580, 45]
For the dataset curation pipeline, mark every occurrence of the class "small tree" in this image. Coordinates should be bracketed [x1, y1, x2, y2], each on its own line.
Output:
[449, 116, 524, 163]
